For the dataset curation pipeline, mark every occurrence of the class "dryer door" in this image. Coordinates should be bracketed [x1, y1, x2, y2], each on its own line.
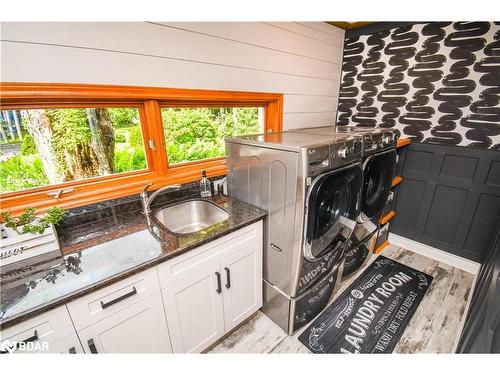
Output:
[360, 149, 397, 223]
[304, 164, 362, 262]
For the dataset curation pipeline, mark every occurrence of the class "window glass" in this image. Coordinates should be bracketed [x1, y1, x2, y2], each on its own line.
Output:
[160, 107, 264, 165]
[0, 107, 147, 193]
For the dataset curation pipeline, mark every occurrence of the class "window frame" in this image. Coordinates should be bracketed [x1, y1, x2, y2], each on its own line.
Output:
[0, 83, 283, 214]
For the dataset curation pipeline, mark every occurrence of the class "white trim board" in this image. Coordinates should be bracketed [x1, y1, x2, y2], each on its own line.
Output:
[388, 233, 481, 275]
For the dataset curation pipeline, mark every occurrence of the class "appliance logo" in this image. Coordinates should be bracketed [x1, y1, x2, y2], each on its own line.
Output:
[0, 339, 49, 353]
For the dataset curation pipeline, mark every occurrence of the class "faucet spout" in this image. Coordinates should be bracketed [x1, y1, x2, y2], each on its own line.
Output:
[140, 183, 182, 215]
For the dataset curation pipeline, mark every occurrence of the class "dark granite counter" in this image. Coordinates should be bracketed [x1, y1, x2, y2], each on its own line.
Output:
[0, 190, 266, 330]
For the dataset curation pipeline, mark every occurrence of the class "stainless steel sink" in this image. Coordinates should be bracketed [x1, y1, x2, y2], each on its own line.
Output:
[154, 200, 229, 234]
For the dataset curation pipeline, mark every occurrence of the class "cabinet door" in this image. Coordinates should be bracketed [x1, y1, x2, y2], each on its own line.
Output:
[48, 334, 85, 354]
[77, 292, 172, 353]
[162, 263, 224, 353]
[221, 244, 262, 331]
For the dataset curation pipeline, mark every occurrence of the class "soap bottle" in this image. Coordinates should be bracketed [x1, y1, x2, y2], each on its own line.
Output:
[200, 170, 212, 198]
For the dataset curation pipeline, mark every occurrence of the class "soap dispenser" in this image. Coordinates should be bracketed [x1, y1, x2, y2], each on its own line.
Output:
[200, 170, 212, 198]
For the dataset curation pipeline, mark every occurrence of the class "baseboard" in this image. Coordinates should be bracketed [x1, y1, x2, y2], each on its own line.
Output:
[388, 233, 480, 275]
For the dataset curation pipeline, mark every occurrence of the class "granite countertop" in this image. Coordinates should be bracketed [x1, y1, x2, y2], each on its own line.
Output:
[0, 191, 266, 329]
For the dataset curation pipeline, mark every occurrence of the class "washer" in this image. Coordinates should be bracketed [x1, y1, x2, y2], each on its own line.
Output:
[225, 131, 363, 334]
[288, 126, 398, 279]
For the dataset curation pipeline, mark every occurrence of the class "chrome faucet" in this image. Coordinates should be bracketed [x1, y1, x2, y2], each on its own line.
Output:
[140, 183, 182, 215]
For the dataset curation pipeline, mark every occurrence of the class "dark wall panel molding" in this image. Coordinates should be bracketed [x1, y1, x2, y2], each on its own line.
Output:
[336, 22, 500, 150]
[391, 142, 500, 262]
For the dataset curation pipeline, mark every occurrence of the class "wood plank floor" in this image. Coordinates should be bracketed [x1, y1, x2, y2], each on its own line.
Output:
[209, 244, 476, 354]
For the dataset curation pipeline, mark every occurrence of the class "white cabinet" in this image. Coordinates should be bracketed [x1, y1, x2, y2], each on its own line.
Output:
[1, 220, 263, 354]
[48, 333, 84, 353]
[162, 263, 225, 353]
[77, 292, 172, 353]
[221, 244, 262, 331]
[162, 222, 263, 353]
[66, 267, 160, 331]
[0, 306, 79, 354]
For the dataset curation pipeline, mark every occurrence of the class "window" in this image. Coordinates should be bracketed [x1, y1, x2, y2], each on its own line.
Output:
[1, 107, 147, 194]
[0, 83, 283, 214]
[161, 107, 264, 165]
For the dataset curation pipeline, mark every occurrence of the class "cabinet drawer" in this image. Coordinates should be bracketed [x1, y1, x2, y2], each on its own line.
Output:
[77, 292, 172, 353]
[67, 267, 160, 331]
[157, 221, 262, 289]
[0, 306, 75, 347]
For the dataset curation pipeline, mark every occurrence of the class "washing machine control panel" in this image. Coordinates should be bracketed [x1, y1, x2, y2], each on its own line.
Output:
[329, 138, 362, 168]
[306, 145, 330, 173]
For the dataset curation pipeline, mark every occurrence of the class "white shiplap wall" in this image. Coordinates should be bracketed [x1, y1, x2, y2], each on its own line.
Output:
[0, 22, 344, 130]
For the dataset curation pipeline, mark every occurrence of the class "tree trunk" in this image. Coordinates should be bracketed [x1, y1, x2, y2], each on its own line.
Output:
[61, 143, 100, 181]
[85, 108, 115, 175]
[13, 111, 23, 140]
[22, 110, 63, 184]
[3, 111, 16, 140]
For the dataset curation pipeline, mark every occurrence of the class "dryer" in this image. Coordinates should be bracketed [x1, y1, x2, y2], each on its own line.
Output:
[288, 126, 398, 279]
[225, 131, 363, 334]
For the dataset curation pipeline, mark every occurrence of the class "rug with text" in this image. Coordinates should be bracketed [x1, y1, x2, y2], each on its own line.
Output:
[298, 255, 433, 353]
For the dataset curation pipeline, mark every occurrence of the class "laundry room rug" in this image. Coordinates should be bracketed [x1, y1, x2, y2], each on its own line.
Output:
[298, 255, 433, 353]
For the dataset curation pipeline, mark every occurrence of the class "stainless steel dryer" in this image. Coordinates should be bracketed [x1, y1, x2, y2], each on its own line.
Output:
[225, 131, 363, 334]
[288, 126, 398, 279]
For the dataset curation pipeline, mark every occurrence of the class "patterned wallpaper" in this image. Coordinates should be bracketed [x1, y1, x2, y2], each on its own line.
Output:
[336, 22, 500, 150]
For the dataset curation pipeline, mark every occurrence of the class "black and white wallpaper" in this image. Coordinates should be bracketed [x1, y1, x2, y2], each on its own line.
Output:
[336, 22, 500, 150]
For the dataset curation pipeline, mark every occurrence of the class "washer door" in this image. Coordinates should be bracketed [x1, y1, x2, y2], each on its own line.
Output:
[360, 149, 397, 222]
[304, 164, 362, 262]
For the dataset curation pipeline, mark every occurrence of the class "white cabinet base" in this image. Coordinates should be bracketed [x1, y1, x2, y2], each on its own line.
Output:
[162, 263, 225, 353]
[77, 292, 172, 353]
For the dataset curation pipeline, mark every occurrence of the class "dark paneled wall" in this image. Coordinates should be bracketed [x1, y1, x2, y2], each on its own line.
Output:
[336, 22, 500, 150]
[391, 142, 500, 262]
[457, 223, 500, 353]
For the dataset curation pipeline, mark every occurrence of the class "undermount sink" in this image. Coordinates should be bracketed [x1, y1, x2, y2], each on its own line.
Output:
[154, 199, 229, 234]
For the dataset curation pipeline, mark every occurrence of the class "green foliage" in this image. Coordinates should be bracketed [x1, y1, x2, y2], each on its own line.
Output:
[1, 206, 65, 235]
[114, 148, 146, 173]
[166, 141, 222, 165]
[47, 109, 91, 153]
[128, 126, 144, 148]
[20, 133, 37, 155]
[0, 154, 49, 192]
[46, 109, 92, 175]
[108, 108, 139, 128]
[161, 107, 261, 164]
[115, 132, 126, 143]
[0, 106, 260, 193]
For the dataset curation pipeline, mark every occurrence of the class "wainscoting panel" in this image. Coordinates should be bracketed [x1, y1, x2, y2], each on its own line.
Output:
[391, 143, 500, 262]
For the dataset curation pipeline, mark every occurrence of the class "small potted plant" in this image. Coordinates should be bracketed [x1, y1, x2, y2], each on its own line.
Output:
[1, 207, 66, 265]
[1, 207, 65, 236]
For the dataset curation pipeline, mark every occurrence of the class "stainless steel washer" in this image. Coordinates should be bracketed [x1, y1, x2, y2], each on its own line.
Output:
[288, 126, 398, 279]
[225, 131, 363, 334]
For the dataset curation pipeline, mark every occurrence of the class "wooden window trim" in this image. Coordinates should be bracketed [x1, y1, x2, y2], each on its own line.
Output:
[0, 82, 283, 214]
